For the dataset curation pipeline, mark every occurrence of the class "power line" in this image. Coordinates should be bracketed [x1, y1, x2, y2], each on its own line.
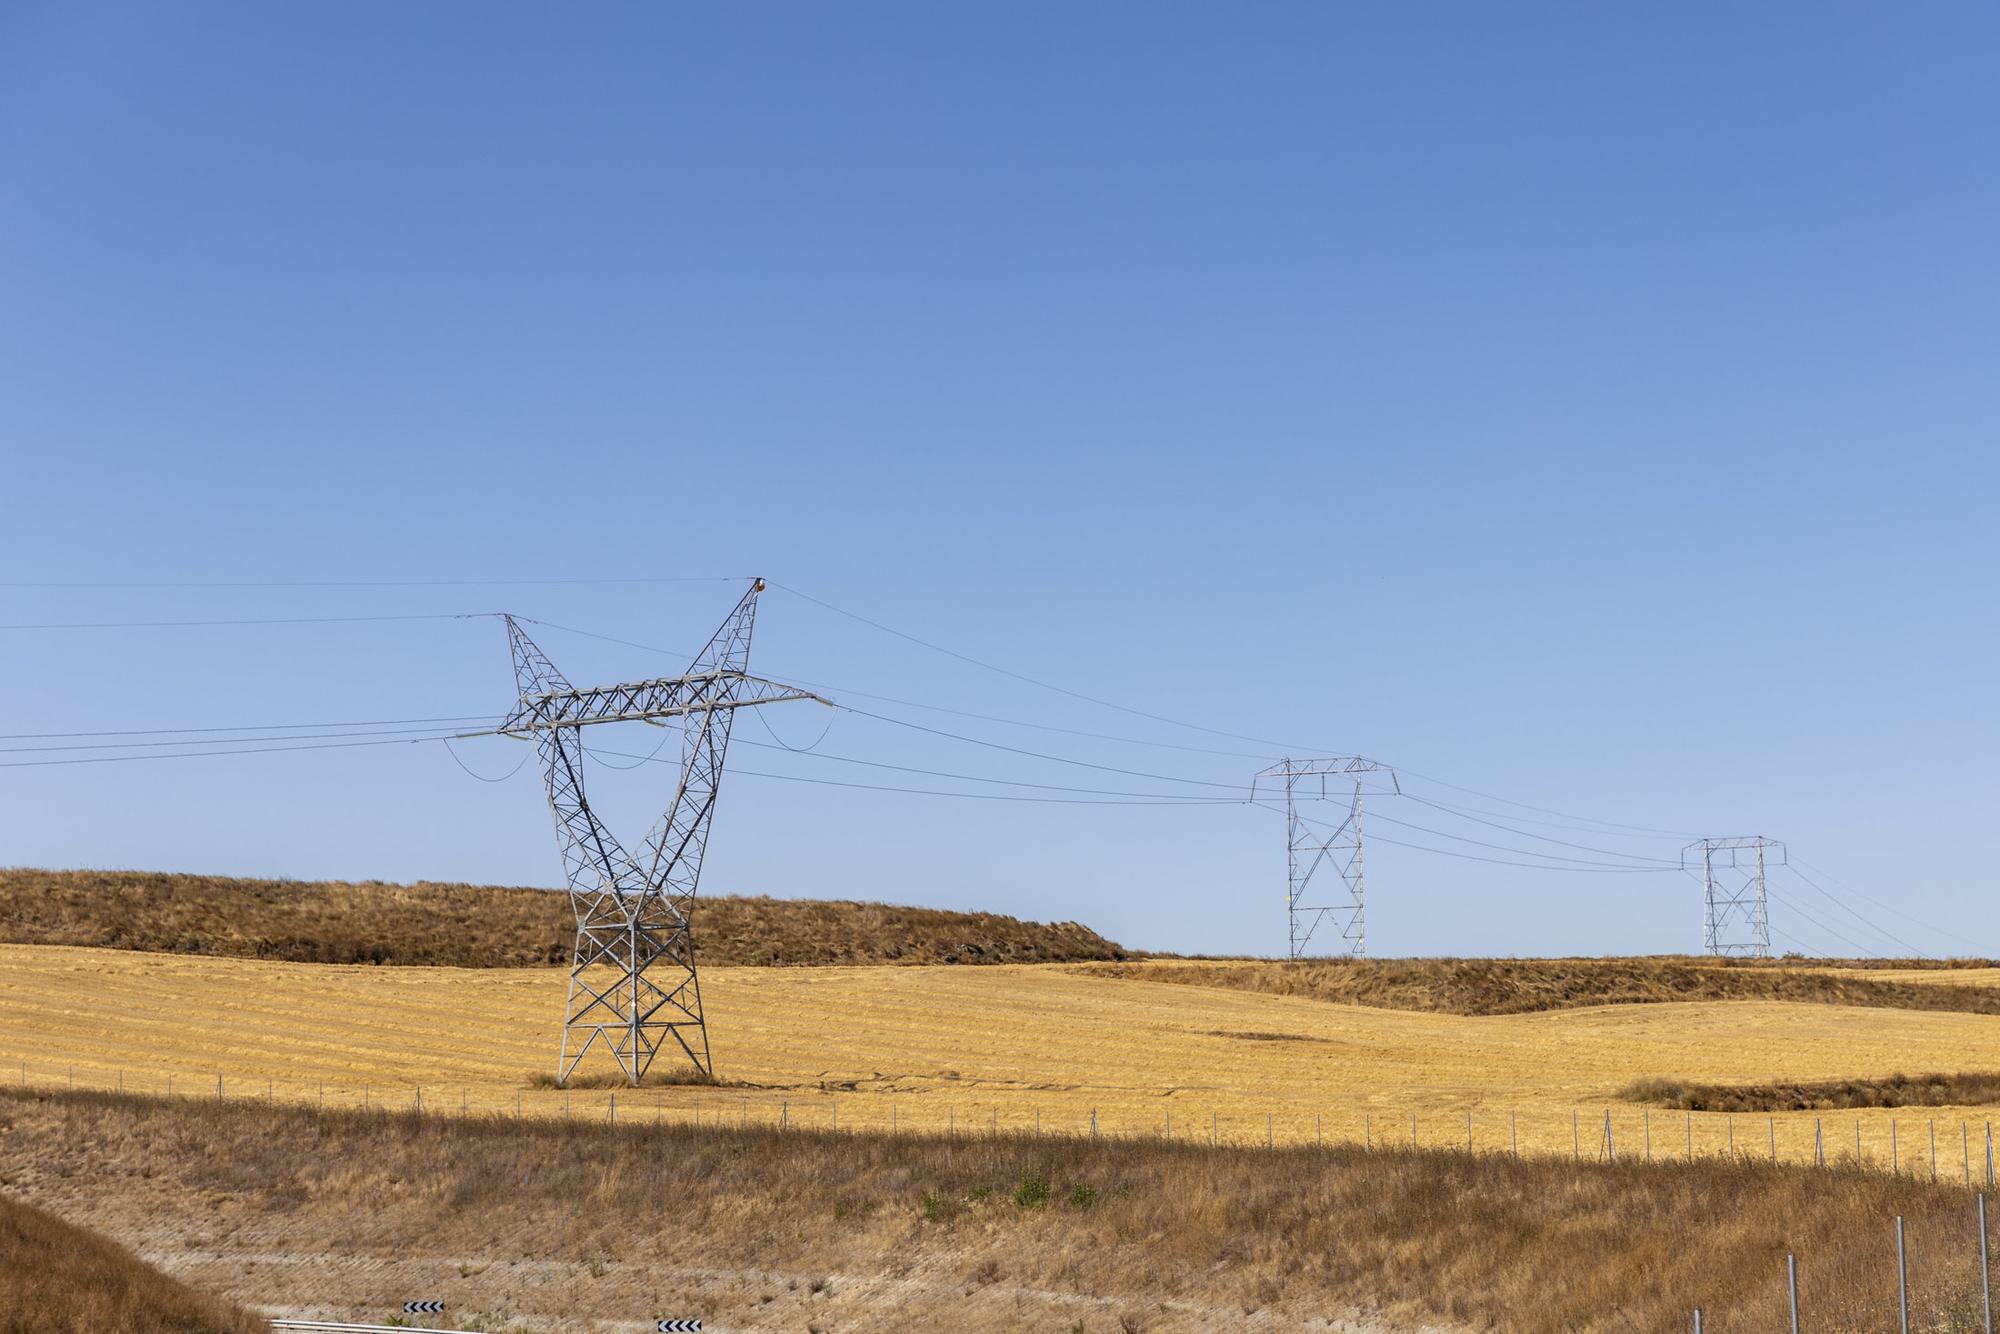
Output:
[0, 714, 491, 741]
[1249, 800, 1679, 875]
[0, 734, 447, 768]
[1791, 856, 1987, 953]
[837, 705, 1249, 793]
[1766, 885, 1883, 959]
[1782, 864, 1933, 960]
[1397, 792, 1683, 865]
[0, 723, 478, 755]
[1392, 765, 1701, 839]
[0, 613, 500, 631]
[0, 576, 748, 589]
[588, 742, 1239, 807]
[770, 581, 1310, 752]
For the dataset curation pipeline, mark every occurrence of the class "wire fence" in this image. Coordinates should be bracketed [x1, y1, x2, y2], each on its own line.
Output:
[7, 1056, 1998, 1187]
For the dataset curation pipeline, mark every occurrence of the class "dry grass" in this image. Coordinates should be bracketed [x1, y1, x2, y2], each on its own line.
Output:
[0, 1188, 266, 1334]
[1625, 1072, 2000, 1113]
[4, 1087, 1997, 1332]
[0, 867, 1127, 967]
[1073, 956, 2000, 1017]
[7, 943, 2000, 1166]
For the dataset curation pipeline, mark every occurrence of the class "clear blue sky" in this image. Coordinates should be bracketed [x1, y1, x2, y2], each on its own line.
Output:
[2, 3, 1993, 958]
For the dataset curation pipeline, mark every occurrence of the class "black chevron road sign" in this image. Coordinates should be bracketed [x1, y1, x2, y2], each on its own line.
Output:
[404, 1300, 444, 1315]
[657, 1321, 703, 1332]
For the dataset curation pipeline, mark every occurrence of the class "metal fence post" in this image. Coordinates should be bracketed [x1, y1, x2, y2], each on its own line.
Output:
[1411, 1111, 1417, 1149]
[1769, 1116, 1777, 1163]
[1980, 1193, 1993, 1334]
[1787, 1253, 1800, 1334]
[1466, 1111, 1472, 1154]
[1686, 1111, 1693, 1164]
[1267, 1112, 1273, 1149]
[1091, 1107, 1098, 1140]
[1897, 1214, 1910, 1334]
[1988, 1122, 1995, 1190]
[1644, 1108, 1650, 1161]
[1693, 1307, 1702, 1333]
[1727, 1113, 1733, 1155]
[1815, 1117, 1823, 1167]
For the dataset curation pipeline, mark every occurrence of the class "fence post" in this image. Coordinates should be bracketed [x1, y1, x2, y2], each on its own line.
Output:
[948, 1107, 954, 1137]
[1856, 1118, 1861, 1166]
[1573, 1107, 1579, 1161]
[1693, 1307, 1702, 1333]
[1364, 1112, 1370, 1150]
[1988, 1122, 1995, 1190]
[1980, 1193, 1993, 1334]
[609, 1093, 616, 1125]
[1933, 1121, 1940, 1182]
[1316, 1112, 1321, 1147]
[1266, 1112, 1272, 1149]
[1644, 1108, 1650, 1161]
[1897, 1215, 1910, 1334]
[1467, 1111, 1473, 1154]
[1893, 1119, 1899, 1173]
[1091, 1108, 1098, 1140]
[1687, 1111, 1693, 1164]
[1604, 1108, 1614, 1162]
[1769, 1116, 1776, 1163]
[1727, 1113, 1733, 1155]
[1411, 1111, 1417, 1148]
[1211, 1110, 1216, 1147]
[1512, 1111, 1519, 1157]
[782, 1100, 789, 1130]
[892, 1103, 898, 1135]
[1787, 1253, 1800, 1334]
[1815, 1117, 1823, 1167]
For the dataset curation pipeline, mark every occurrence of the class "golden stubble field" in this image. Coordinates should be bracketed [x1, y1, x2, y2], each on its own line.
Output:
[2, 943, 1997, 1167]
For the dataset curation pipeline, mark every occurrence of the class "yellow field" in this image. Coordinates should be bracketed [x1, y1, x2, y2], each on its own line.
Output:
[3, 943, 1997, 1169]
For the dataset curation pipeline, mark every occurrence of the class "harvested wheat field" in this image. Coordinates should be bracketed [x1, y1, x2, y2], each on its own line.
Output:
[4, 943, 1999, 1167]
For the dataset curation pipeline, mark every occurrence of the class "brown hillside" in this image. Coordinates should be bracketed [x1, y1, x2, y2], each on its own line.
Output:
[0, 1189, 266, 1334]
[1623, 1071, 2000, 1113]
[1072, 955, 2000, 1017]
[5, 1087, 1995, 1332]
[0, 868, 1127, 968]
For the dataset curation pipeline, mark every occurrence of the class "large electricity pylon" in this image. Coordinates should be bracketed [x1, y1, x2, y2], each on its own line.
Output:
[501, 579, 827, 1084]
[1684, 835, 1783, 958]
[1258, 758, 1398, 959]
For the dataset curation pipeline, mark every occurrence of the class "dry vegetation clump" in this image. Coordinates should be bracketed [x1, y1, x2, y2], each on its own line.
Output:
[0, 868, 1127, 968]
[0, 1190, 267, 1334]
[1074, 955, 2000, 1017]
[1625, 1072, 2000, 1113]
[2, 1088, 1995, 1333]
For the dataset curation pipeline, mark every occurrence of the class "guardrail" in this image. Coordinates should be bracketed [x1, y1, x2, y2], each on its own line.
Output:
[272, 1322, 467, 1334]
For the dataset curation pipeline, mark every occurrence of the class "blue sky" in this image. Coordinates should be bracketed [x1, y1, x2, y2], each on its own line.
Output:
[1, 3, 1993, 958]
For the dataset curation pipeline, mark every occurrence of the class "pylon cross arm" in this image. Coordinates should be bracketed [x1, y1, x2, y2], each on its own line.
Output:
[500, 671, 825, 735]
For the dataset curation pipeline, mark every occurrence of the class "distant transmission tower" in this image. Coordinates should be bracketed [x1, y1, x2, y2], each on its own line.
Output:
[1257, 758, 1398, 959]
[1684, 835, 1784, 957]
[502, 579, 827, 1084]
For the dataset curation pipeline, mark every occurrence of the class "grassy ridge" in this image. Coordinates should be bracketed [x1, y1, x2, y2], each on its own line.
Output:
[4, 1087, 1995, 1332]
[1073, 956, 2000, 1017]
[1625, 1072, 2000, 1113]
[0, 868, 1127, 968]
[0, 1190, 266, 1334]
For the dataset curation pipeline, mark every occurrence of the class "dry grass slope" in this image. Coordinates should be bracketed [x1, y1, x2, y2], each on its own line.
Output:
[0, 1189, 266, 1334]
[3, 1088, 1995, 1332]
[1075, 956, 2000, 1017]
[1625, 1072, 2000, 1113]
[0, 868, 1127, 967]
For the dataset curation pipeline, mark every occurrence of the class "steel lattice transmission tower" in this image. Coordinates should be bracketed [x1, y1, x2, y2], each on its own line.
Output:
[1684, 835, 1784, 958]
[501, 579, 827, 1085]
[1257, 757, 1399, 959]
